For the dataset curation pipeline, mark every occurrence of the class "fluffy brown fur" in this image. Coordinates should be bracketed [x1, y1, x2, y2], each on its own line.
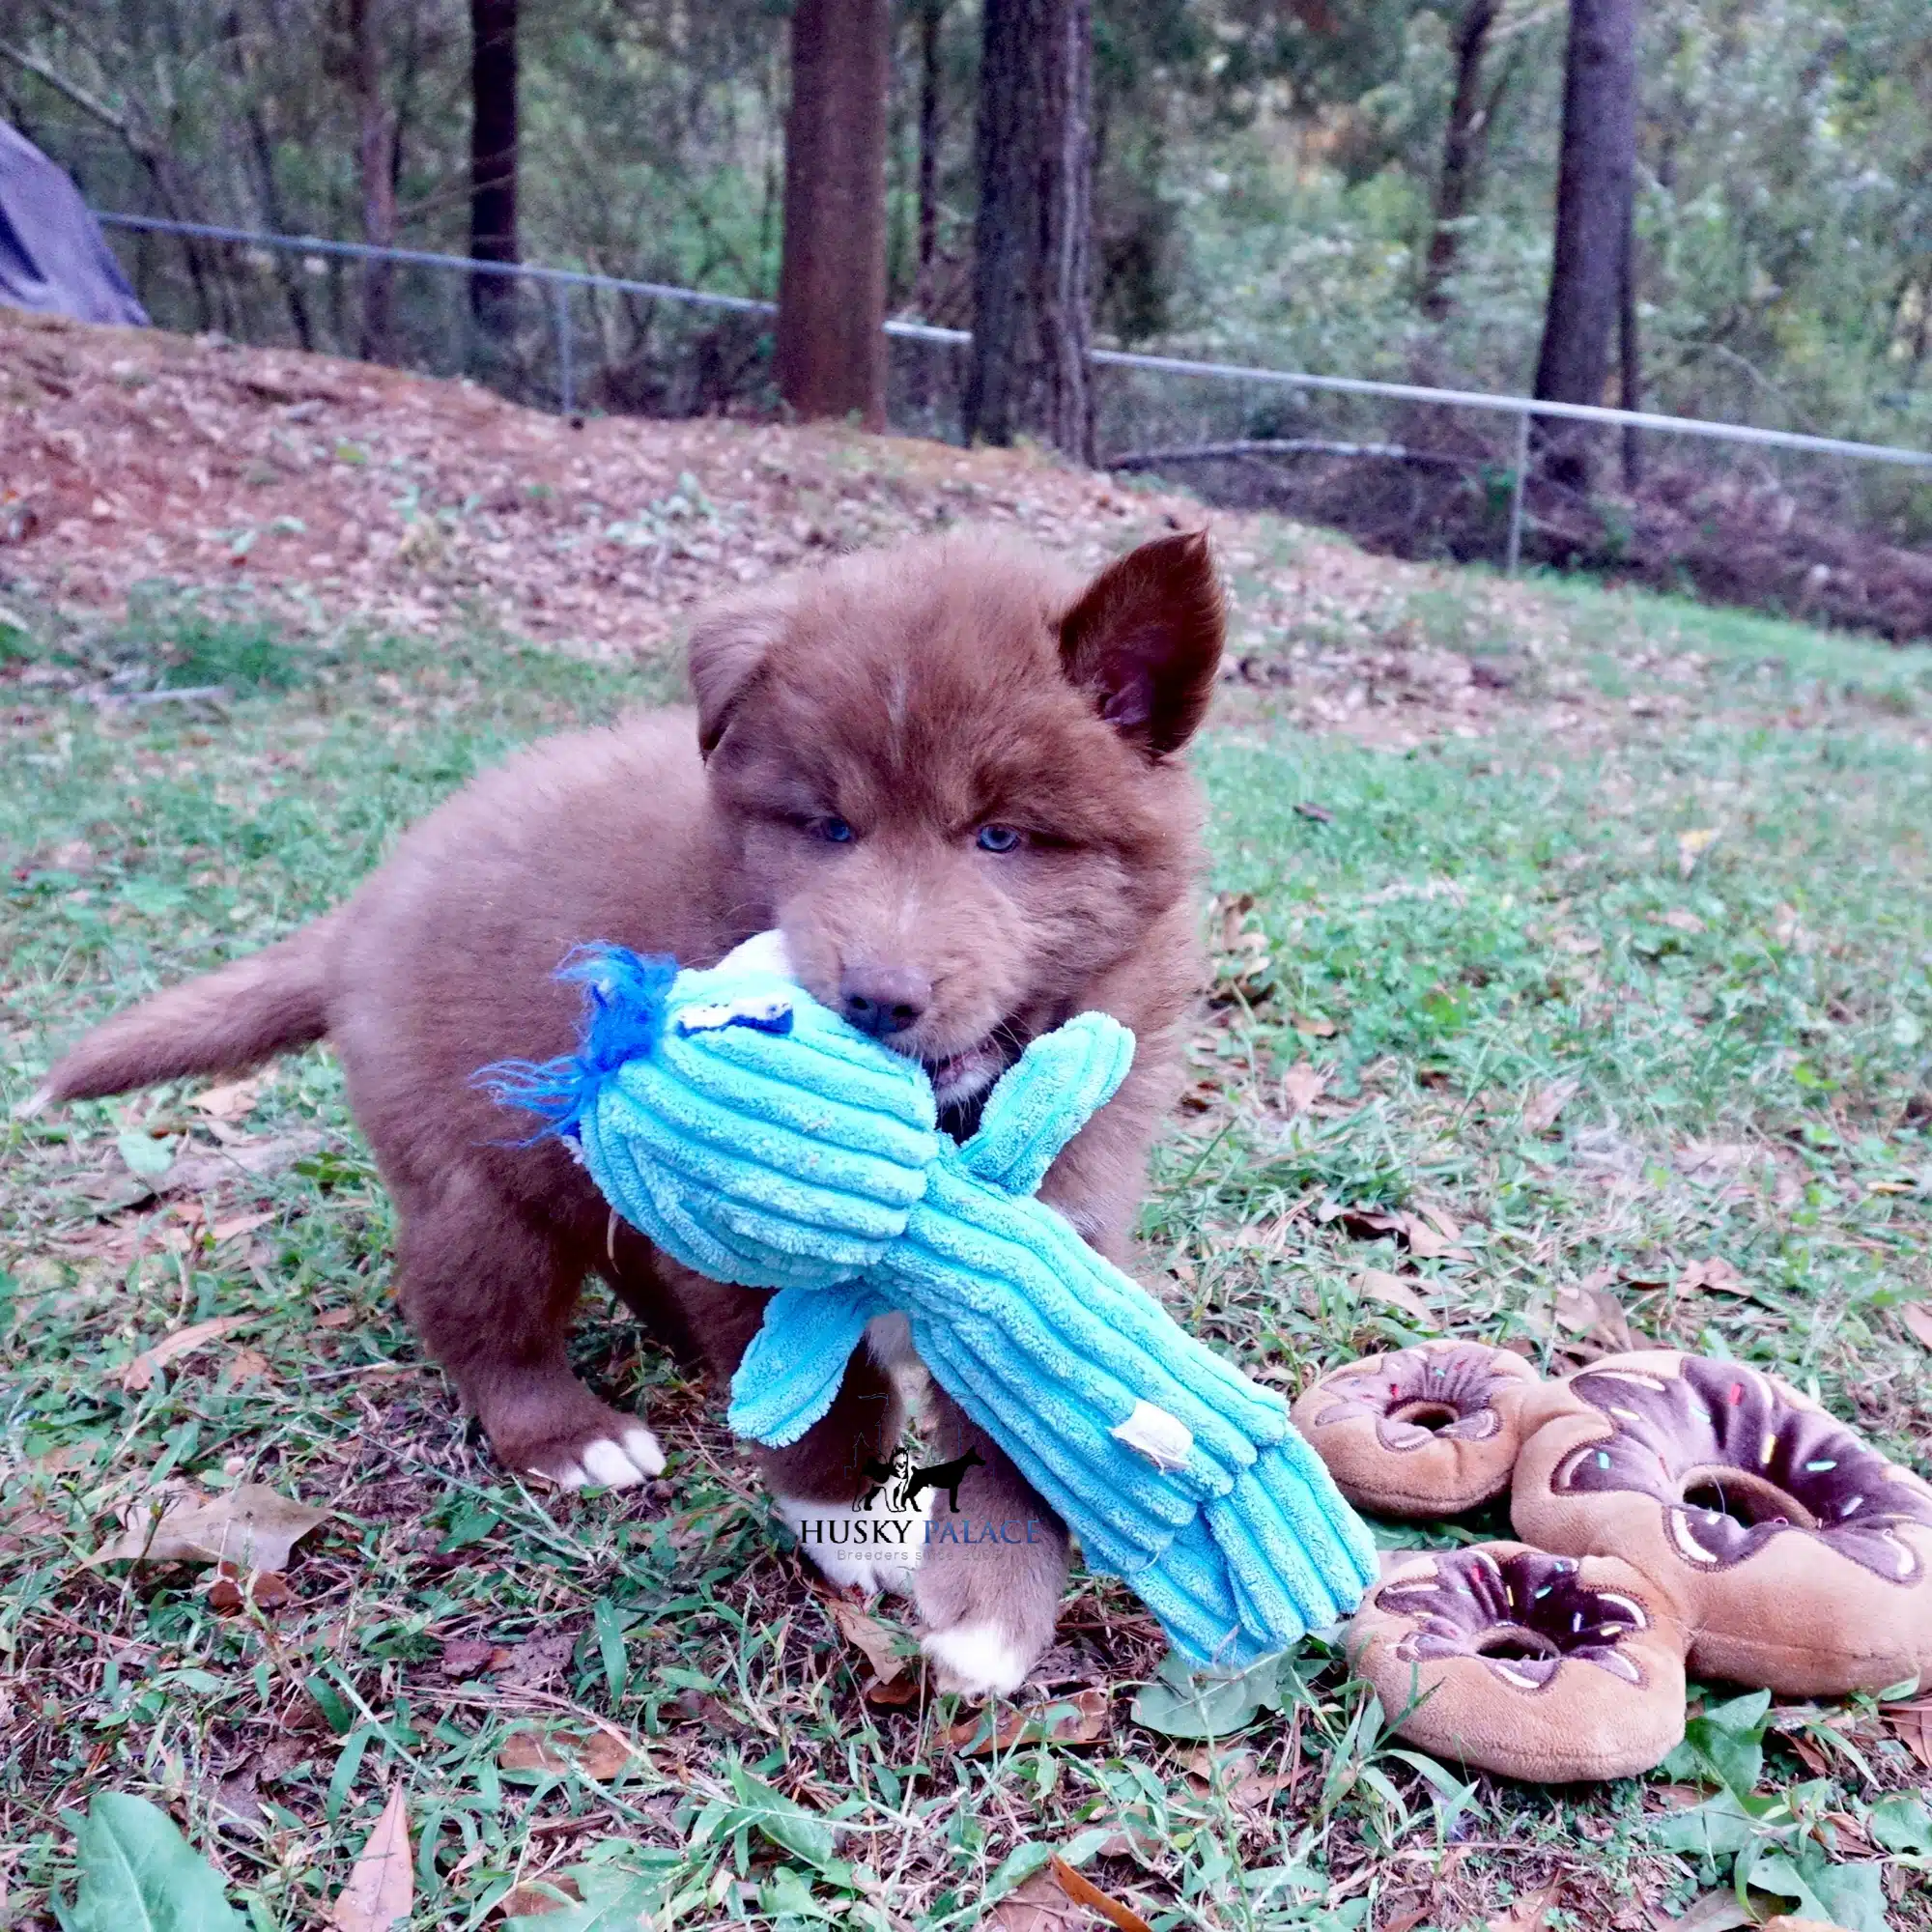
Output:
[35, 526, 1225, 1694]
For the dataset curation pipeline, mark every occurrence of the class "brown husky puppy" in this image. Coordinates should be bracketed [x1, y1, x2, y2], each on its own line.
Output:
[34, 527, 1225, 1694]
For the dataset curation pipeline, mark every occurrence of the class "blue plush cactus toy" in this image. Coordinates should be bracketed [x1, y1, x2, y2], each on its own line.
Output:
[484, 935, 1377, 1669]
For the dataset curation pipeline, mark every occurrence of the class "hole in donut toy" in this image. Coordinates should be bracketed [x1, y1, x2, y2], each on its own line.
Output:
[1473, 1627, 1562, 1663]
[1389, 1401, 1459, 1433]
[1678, 1468, 1816, 1532]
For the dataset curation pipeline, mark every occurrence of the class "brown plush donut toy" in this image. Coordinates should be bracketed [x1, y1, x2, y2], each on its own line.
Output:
[1291, 1341, 1543, 1517]
[1349, 1542, 1688, 1780]
[1511, 1350, 1932, 1696]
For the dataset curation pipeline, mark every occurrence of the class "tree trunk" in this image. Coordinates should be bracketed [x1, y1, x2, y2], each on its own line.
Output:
[469, 0, 519, 346]
[917, 0, 944, 308]
[349, 0, 396, 362]
[774, 0, 891, 429]
[1532, 0, 1638, 486]
[964, 0, 1094, 462]
[1619, 201, 1642, 488]
[1422, 0, 1498, 321]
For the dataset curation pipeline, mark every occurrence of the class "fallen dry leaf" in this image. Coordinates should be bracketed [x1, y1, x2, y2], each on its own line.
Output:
[1487, 1884, 1562, 1932]
[315, 1308, 357, 1329]
[122, 1314, 253, 1392]
[1050, 1857, 1153, 1932]
[1291, 1012, 1338, 1037]
[1402, 1213, 1459, 1261]
[1279, 1060, 1327, 1114]
[97, 1482, 328, 1570]
[1678, 1256, 1747, 1296]
[1677, 826, 1720, 877]
[1898, 1301, 1932, 1351]
[1177, 1746, 1295, 1809]
[493, 1631, 577, 1690]
[209, 1208, 277, 1245]
[161, 1130, 327, 1197]
[221, 1347, 271, 1387]
[1554, 1275, 1634, 1356]
[1355, 1268, 1437, 1326]
[988, 1870, 1082, 1932]
[438, 1637, 504, 1678]
[1662, 1894, 1751, 1932]
[498, 1725, 635, 1781]
[331, 1782, 412, 1932]
[1883, 1697, 1932, 1771]
[1521, 1077, 1580, 1134]
[1656, 907, 1707, 934]
[1379, 1904, 1434, 1932]
[828, 1598, 906, 1686]
[190, 1075, 265, 1122]
[207, 1564, 294, 1613]
[950, 1689, 1109, 1756]
[497, 1877, 583, 1918]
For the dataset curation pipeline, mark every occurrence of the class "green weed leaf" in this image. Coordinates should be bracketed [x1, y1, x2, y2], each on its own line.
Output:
[1131, 1650, 1281, 1738]
[724, 1765, 837, 1869]
[1869, 1790, 1932, 1855]
[116, 1132, 176, 1182]
[67, 1792, 245, 1932]
[1659, 1689, 1771, 1797]
[1744, 1838, 1889, 1932]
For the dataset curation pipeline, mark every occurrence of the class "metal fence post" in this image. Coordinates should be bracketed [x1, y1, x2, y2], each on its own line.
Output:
[1505, 408, 1530, 576]
[550, 278, 575, 418]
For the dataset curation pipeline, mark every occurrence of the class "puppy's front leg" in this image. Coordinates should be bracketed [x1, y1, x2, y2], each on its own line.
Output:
[914, 1387, 1070, 1698]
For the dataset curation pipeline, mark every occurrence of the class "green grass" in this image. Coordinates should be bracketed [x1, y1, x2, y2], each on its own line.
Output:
[3, 587, 1931, 1930]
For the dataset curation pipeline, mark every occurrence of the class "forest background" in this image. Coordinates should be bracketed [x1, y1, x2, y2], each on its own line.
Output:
[3, 1, 1930, 618]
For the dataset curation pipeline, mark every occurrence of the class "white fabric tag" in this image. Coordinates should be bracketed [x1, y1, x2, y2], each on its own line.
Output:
[1112, 1401, 1194, 1473]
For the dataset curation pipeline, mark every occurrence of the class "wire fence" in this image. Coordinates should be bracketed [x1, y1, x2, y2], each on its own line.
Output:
[94, 211, 1932, 584]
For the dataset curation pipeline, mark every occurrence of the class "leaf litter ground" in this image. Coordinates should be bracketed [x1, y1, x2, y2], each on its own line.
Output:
[4, 318, 1932, 1930]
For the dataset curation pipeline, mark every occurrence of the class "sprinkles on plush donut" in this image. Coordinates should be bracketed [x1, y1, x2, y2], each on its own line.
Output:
[1511, 1350, 1932, 1696]
[1349, 1542, 1688, 1781]
[1291, 1341, 1542, 1518]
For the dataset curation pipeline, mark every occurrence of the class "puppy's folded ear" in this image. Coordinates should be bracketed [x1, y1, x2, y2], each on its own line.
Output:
[688, 586, 794, 756]
[1058, 529, 1224, 756]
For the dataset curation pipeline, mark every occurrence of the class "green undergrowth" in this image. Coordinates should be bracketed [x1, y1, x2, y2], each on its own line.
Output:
[2, 591, 1930, 1929]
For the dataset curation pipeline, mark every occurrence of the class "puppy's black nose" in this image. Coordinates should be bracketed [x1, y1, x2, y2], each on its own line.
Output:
[840, 964, 931, 1038]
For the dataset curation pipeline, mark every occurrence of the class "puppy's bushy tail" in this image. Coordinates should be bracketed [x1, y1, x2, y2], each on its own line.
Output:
[29, 913, 341, 1110]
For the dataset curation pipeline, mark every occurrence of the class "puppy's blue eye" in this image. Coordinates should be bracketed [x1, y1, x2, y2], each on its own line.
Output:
[976, 824, 1023, 853]
[815, 816, 855, 843]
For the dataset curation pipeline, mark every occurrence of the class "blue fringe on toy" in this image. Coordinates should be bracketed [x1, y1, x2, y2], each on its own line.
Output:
[472, 946, 681, 1142]
[482, 940, 1378, 1669]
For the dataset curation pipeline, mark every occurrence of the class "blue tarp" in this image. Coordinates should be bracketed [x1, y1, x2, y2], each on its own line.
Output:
[0, 122, 148, 327]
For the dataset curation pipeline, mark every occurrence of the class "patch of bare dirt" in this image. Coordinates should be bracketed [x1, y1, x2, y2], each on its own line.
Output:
[2, 307, 1620, 746]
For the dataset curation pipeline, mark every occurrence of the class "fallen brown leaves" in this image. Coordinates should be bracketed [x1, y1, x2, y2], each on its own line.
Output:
[96, 1482, 328, 1571]
[1486, 1884, 1563, 1931]
[949, 1690, 1109, 1756]
[330, 1783, 412, 1932]
[1883, 1695, 1932, 1771]
[498, 1725, 637, 1781]
[827, 1598, 907, 1687]
[122, 1314, 253, 1391]
[987, 1860, 1151, 1932]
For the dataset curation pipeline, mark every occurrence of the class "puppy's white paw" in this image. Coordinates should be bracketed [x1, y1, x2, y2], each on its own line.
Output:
[922, 1620, 1032, 1699]
[776, 1495, 924, 1595]
[544, 1423, 666, 1491]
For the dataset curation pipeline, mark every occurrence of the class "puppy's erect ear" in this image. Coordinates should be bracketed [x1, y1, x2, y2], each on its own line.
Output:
[688, 587, 792, 757]
[1058, 529, 1224, 756]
